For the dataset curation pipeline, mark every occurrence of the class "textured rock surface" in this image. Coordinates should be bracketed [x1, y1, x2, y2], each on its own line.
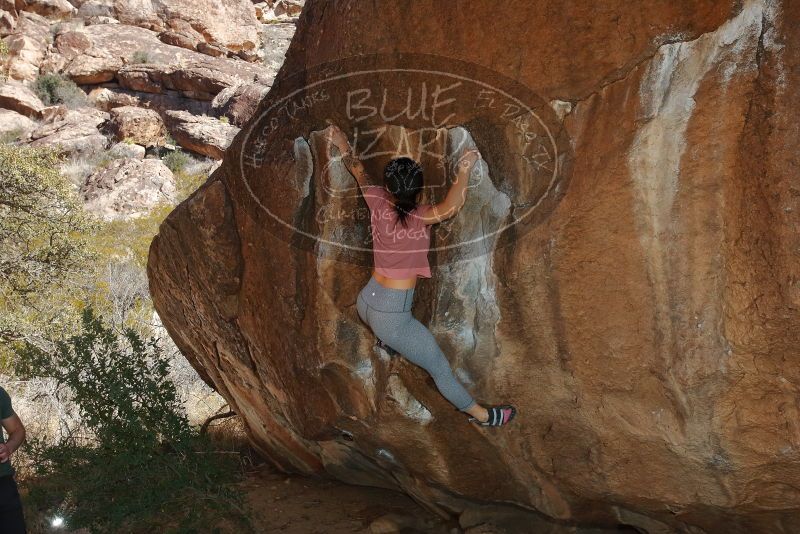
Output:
[210, 82, 269, 127]
[106, 105, 166, 145]
[29, 106, 107, 156]
[260, 21, 295, 80]
[52, 24, 272, 91]
[0, 80, 44, 117]
[256, 0, 302, 23]
[17, 0, 76, 20]
[60, 53, 121, 84]
[147, 0, 800, 532]
[81, 157, 175, 219]
[87, 85, 213, 116]
[163, 109, 239, 159]
[116, 62, 236, 100]
[0, 108, 36, 139]
[107, 140, 144, 159]
[272, 0, 302, 18]
[4, 11, 50, 80]
[72, 0, 260, 53]
[0, 10, 15, 36]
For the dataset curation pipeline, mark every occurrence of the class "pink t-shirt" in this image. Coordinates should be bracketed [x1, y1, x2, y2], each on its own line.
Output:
[362, 185, 433, 279]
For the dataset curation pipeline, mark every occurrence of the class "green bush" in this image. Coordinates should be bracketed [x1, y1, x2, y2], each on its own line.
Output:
[161, 148, 192, 173]
[91, 203, 173, 269]
[14, 307, 250, 533]
[131, 50, 150, 64]
[175, 170, 209, 202]
[0, 128, 24, 144]
[32, 73, 87, 108]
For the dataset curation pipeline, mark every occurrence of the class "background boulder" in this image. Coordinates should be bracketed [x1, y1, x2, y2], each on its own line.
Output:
[163, 110, 239, 159]
[81, 157, 175, 219]
[106, 105, 166, 145]
[73, 0, 260, 55]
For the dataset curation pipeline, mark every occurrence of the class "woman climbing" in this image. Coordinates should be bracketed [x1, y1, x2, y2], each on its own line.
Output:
[324, 125, 517, 427]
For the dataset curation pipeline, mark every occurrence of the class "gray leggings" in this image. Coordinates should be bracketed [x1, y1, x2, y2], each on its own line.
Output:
[356, 276, 476, 412]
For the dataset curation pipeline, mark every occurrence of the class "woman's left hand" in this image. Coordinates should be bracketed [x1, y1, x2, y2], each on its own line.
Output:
[325, 125, 351, 154]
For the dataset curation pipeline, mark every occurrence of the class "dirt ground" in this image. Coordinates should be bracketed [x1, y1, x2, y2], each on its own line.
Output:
[233, 460, 635, 534]
[238, 463, 457, 534]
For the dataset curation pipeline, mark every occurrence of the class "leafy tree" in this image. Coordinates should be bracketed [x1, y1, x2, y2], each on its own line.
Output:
[0, 142, 212, 361]
[14, 307, 249, 533]
[0, 145, 97, 350]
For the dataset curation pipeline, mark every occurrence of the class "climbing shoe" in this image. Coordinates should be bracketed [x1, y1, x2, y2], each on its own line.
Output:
[468, 404, 516, 427]
[376, 339, 400, 357]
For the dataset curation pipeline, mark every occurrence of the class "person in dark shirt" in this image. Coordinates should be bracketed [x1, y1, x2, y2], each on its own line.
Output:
[0, 387, 27, 533]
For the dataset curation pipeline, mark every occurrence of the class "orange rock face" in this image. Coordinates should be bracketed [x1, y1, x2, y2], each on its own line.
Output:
[147, 1, 800, 531]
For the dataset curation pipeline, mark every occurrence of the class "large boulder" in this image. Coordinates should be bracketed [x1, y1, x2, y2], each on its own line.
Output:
[52, 24, 272, 94]
[74, 0, 260, 54]
[0, 9, 15, 36]
[87, 85, 212, 116]
[116, 63, 238, 100]
[53, 29, 92, 59]
[81, 157, 175, 219]
[210, 82, 268, 126]
[106, 105, 166, 145]
[29, 106, 107, 156]
[107, 140, 144, 159]
[162, 109, 239, 159]
[40, 27, 97, 78]
[272, 0, 302, 18]
[156, 19, 205, 52]
[0, 108, 36, 140]
[147, 1, 800, 533]
[3, 11, 50, 81]
[0, 80, 44, 117]
[16, 0, 76, 19]
[260, 21, 295, 80]
[61, 53, 122, 84]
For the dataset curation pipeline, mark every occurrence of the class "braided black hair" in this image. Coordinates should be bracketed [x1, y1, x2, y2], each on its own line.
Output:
[383, 157, 424, 228]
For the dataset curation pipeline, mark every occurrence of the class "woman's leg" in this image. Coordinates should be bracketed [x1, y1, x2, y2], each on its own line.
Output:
[356, 290, 369, 325]
[373, 311, 477, 412]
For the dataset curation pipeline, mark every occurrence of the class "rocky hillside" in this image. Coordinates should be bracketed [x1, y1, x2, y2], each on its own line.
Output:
[0, 0, 302, 219]
[149, 0, 798, 532]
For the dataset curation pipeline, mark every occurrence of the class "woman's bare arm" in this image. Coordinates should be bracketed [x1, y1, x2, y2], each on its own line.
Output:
[420, 148, 481, 225]
[325, 125, 370, 190]
[341, 151, 369, 190]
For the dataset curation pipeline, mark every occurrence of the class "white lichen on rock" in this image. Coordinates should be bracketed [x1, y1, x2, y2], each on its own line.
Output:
[549, 99, 573, 121]
[386, 374, 433, 424]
